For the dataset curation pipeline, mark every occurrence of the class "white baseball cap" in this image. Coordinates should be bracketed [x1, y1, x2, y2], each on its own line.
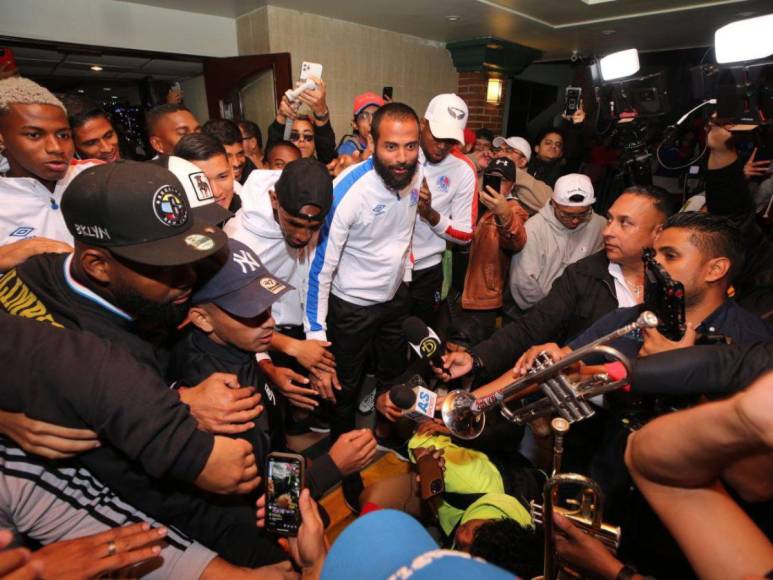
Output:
[424, 93, 468, 144]
[552, 173, 596, 207]
[492, 136, 532, 162]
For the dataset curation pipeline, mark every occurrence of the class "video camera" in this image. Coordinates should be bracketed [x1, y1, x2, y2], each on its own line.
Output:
[642, 248, 686, 341]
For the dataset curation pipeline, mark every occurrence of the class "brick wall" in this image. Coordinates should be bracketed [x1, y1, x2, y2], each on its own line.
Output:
[457, 71, 505, 134]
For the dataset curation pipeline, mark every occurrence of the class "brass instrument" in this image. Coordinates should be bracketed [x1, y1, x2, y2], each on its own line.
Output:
[441, 311, 658, 439]
[531, 419, 621, 580]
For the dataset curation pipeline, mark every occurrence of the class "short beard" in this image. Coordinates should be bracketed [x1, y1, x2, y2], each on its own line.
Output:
[112, 284, 189, 332]
[374, 153, 418, 192]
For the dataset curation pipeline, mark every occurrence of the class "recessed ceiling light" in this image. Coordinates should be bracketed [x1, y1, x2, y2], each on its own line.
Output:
[103, 87, 111, 91]
[90, 65, 103, 72]
[446, 15, 460, 22]
[111, 95, 119, 99]
[582, 0, 616, 4]
[77, 89, 85, 93]
[601, 29, 616, 36]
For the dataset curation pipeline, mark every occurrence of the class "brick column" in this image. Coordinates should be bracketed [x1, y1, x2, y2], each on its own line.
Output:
[457, 71, 505, 134]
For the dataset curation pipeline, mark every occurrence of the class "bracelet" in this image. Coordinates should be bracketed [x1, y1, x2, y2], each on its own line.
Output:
[313, 109, 329, 122]
[616, 565, 638, 580]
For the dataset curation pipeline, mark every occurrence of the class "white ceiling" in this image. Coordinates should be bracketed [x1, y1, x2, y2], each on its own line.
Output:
[121, 0, 771, 60]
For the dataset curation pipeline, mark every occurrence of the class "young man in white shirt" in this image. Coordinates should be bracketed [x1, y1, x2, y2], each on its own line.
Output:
[411, 93, 477, 327]
[0, 77, 97, 271]
[304, 103, 423, 510]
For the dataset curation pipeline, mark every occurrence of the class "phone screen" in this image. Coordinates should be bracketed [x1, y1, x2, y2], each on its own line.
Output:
[266, 454, 303, 536]
[382, 86, 393, 101]
[565, 87, 581, 116]
[483, 173, 502, 195]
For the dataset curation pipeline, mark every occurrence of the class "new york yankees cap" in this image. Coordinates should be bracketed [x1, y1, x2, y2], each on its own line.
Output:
[62, 160, 226, 267]
[424, 93, 468, 145]
[150, 156, 233, 226]
[192, 239, 294, 318]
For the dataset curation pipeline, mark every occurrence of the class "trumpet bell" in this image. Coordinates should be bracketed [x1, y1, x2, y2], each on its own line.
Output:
[441, 390, 485, 440]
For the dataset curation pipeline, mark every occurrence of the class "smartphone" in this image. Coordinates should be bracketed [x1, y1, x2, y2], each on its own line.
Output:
[265, 452, 305, 537]
[417, 454, 444, 500]
[0, 48, 17, 72]
[299, 61, 323, 88]
[564, 86, 582, 116]
[382, 86, 393, 101]
[482, 173, 502, 195]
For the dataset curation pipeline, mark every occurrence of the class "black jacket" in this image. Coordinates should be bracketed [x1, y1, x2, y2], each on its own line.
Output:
[706, 159, 773, 317]
[631, 342, 773, 395]
[472, 251, 618, 377]
[0, 313, 212, 482]
[0, 254, 287, 567]
[169, 328, 343, 498]
[267, 119, 337, 165]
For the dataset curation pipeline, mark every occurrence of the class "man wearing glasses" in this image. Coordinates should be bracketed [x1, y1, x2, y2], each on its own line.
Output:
[509, 173, 605, 312]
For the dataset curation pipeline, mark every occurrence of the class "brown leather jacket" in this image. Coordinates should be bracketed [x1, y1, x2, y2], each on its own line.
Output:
[461, 201, 528, 310]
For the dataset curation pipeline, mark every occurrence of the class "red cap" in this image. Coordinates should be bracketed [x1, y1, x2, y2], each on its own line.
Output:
[353, 92, 385, 116]
[463, 128, 476, 147]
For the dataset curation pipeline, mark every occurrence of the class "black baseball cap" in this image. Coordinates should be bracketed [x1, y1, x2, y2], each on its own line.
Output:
[62, 160, 227, 267]
[192, 239, 293, 318]
[484, 157, 516, 182]
[274, 158, 333, 220]
[150, 156, 233, 226]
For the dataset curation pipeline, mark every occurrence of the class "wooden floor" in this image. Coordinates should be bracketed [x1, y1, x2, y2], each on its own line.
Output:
[320, 452, 411, 542]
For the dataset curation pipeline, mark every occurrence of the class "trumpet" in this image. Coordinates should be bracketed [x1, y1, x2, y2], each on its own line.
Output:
[441, 311, 658, 439]
[531, 418, 621, 580]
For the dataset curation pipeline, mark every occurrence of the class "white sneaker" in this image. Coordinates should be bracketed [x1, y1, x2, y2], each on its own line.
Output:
[358, 388, 376, 414]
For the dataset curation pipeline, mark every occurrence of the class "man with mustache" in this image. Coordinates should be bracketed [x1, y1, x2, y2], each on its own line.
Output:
[0, 77, 98, 270]
[437, 185, 675, 383]
[305, 102, 423, 511]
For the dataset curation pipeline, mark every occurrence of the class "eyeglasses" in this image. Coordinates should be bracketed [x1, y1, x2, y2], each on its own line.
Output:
[356, 111, 374, 121]
[553, 204, 593, 221]
[290, 132, 314, 143]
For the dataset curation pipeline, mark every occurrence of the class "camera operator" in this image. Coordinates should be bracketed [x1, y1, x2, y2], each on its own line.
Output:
[705, 121, 773, 317]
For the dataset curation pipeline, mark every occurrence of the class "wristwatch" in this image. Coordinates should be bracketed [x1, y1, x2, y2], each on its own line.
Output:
[470, 351, 485, 374]
[313, 109, 330, 122]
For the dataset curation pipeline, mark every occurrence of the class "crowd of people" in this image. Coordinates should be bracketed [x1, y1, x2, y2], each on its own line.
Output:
[0, 57, 771, 580]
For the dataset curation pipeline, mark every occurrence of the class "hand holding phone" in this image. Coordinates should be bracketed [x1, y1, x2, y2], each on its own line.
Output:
[417, 453, 444, 500]
[265, 452, 305, 536]
[564, 87, 582, 117]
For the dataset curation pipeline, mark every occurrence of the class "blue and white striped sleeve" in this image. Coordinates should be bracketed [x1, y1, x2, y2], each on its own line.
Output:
[304, 162, 370, 340]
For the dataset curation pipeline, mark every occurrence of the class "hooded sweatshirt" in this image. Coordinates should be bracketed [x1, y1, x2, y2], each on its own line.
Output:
[509, 203, 605, 310]
[224, 170, 310, 328]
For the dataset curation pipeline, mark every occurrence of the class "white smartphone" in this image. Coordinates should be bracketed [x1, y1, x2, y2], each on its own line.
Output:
[299, 61, 323, 88]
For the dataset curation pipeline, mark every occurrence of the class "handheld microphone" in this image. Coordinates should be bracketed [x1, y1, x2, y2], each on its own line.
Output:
[388, 375, 437, 422]
[402, 317, 445, 368]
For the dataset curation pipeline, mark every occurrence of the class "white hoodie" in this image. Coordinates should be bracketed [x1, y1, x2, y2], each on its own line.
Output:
[224, 170, 310, 328]
[509, 203, 605, 310]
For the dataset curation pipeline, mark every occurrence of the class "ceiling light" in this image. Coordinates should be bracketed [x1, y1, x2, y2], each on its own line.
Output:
[599, 48, 640, 81]
[111, 95, 119, 99]
[90, 65, 103, 71]
[600, 29, 616, 36]
[486, 77, 504, 105]
[715, 14, 773, 64]
[103, 87, 111, 91]
[77, 89, 85, 93]
[446, 15, 460, 22]
[582, 0, 616, 4]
